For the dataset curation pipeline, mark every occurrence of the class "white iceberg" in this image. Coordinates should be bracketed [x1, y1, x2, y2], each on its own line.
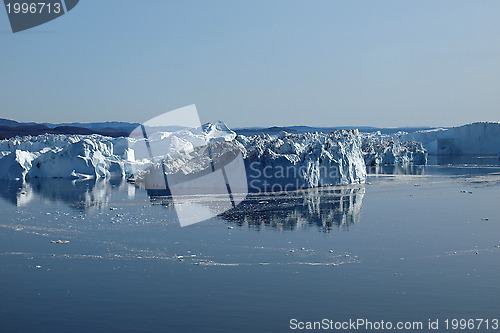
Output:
[0, 134, 126, 181]
[361, 133, 427, 166]
[399, 122, 500, 155]
[237, 130, 367, 191]
[0, 122, 369, 190]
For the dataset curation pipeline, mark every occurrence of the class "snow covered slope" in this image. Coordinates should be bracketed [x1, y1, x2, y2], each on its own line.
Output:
[399, 122, 500, 155]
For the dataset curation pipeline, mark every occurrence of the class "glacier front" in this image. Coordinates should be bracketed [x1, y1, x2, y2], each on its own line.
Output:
[0, 122, 368, 190]
[399, 122, 500, 155]
[237, 130, 366, 191]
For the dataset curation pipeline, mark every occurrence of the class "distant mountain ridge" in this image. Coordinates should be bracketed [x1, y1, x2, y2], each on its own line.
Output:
[0, 118, 140, 139]
[0, 117, 443, 139]
[0, 118, 139, 130]
[234, 125, 442, 136]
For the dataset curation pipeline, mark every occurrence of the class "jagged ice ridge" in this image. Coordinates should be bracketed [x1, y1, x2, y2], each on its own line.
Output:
[1, 121, 498, 189]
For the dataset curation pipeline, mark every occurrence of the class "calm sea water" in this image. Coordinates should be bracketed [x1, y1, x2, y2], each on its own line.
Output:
[1, 158, 500, 332]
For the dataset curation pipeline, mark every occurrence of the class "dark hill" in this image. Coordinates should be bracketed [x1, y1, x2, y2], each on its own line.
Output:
[0, 124, 134, 139]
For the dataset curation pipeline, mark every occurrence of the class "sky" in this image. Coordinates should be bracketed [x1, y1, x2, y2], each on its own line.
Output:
[1, 0, 499, 128]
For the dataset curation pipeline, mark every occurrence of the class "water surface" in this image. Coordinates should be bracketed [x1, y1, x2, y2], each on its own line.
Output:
[1, 161, 500, 332]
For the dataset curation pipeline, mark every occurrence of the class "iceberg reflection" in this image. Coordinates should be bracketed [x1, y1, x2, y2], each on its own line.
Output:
[218, 187, 365, 231]
[0, 179, 365, 232]
[147, 186, 365, 231]
[0, 178, 126, 210]
[149, 186, 365, 232]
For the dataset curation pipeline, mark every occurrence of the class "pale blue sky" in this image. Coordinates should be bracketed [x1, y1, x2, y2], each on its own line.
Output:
[1, 0, 499, 128]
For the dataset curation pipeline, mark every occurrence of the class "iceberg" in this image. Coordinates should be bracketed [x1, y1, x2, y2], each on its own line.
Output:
[0, 122, 368, 190]
[0, 150, 36, 180]
[0, 134, 126, 181]
[399, 122, 500, 155]
[1, 121, 496, 184]
[361, 133, 428, 166]
[237, 130, 366, 191]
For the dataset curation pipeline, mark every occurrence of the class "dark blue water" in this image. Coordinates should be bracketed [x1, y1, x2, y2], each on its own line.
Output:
[1, 161, 500, 332]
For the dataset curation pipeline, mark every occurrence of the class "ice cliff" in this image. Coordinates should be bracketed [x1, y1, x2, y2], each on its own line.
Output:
[237, 130, 366, 190]
[0, 122, 368, 189]
[0, 135, 130, 181]
[361, 133, 428, 166]
[5, 120, 496, 187]
[2, 121, 496, 184]
[399, 122, 500, 155]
